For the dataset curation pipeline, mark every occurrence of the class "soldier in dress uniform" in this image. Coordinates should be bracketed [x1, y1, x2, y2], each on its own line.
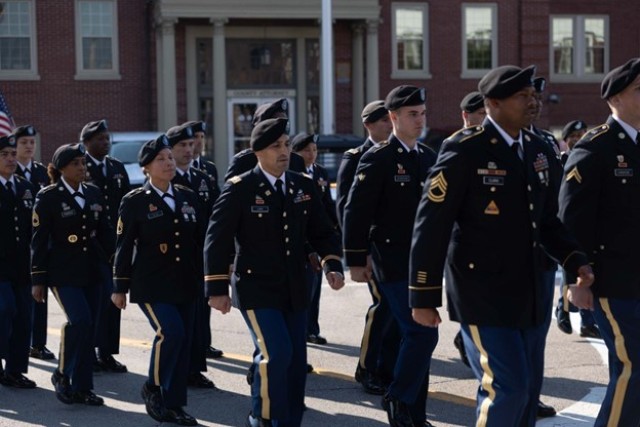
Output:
[336, 100, 398, 396]
[343, 86, 438, 427]
[408, 65, 594, 426]
[80, 119, 129, 374]
[31, 143, 114, 406]
[183, 120, 223, 359]
[0, 134, 37, 389]
[11, 125, 55, 361]
[204, 118, 344, 427]
[559, 57, 640, 427]
[291, 132, 338, 346]
[223, 98, 305, 180]
[112, 135, 203, 426]
[165, 123, 217, 389]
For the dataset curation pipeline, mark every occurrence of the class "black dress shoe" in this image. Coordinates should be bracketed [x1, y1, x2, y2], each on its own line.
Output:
[307, 334, 328, 345]
[141, 383, 165, 422]
[187, 372, 215, 389]
[354, 366, 386, 395]
[73, 390, 104, 406]
[205, 346, 224, 359]
[51, 370, 73, 404]
[163, 407, 198, 426]
[453, 331, 470, 368]
[95, 355, 128, 373]
[0, 372, 37, 389]
[30, 345, 55, 360]
[556, 306, 573, 334]
[536, 400, 556, 418]
[381, 393, 414, 427]
[307, 363, 314, 373]
[246, 412, 273, 427]
[580, 325, 602, 339]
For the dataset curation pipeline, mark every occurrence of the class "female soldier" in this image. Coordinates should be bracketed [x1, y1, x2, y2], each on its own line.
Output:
[31, 143, 113, 405]
[111, 135, 203, 426]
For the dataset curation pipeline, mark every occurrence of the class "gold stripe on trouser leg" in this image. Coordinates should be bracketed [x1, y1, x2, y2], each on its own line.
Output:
[599, 298, 632, 427]
[51, 287, 68, 373]
[359, 278, 381, 368]
[562, 285, 570, 312]
[247, 310, 271, 420]
[144, 304, 165, 386]
[469, 325, 496, 427]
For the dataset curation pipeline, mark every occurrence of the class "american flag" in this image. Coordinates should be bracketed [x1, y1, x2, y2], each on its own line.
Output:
[0, 90, 15, 136]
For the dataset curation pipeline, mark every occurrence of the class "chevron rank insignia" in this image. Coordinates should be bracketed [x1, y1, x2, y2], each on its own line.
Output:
[565, 166, 582, 184]
[427, 171, 447, 203]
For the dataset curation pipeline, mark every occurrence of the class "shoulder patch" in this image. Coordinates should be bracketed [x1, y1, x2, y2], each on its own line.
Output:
[586, 124, 609, 141]
[174, 183, 194, 193]
[346, 148, 360, 155]
[228, 175, 242, 184]
[39, 183, 57, 194]
[449, 126, 484, 144]
[372, 140, 390, 152]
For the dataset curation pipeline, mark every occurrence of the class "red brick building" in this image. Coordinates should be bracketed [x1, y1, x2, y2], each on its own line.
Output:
[1, 0, 639, 170]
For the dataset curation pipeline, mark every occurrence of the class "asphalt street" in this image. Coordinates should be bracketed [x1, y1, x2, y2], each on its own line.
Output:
[0, 276, 608, 426]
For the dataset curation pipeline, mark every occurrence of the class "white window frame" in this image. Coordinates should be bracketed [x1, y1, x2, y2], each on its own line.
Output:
[74, 0, 120, 80]
[0, 0, 39, 80]
[391, 2, 431, 79]
[550, 15, 609, 83]
[461, 3, 497, 79]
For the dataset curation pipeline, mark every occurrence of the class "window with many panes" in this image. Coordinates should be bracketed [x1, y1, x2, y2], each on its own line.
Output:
[551, 15, 608, 82]
[0, 0, 37, 79]
[391, 3, 430, 79]
[75, 0, 120, 79]
[462, 3, 497, 78]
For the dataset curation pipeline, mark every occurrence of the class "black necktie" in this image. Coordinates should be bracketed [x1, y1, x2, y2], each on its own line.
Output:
[193, 159, 199, 169]
[511, 142, 523, 162]
[162, 193, 174, 200]
[96, 162, 105, 177]
[72, 191, 85, 199]
[275, 179, 285, 207]
[5, 181, 14, 196]
[24, 168, 31, 180]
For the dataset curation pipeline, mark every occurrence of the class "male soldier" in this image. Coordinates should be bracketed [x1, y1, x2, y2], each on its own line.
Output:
[408, 65, 594, 426]
[223, 98, 305, 180]
[204, 118, 344, 427]
[336, 100, 397, 395]
[559, 57, 640, 427]
[0, 133, 37, 389]
[165, 123, 217, 388]
[81, 119, 130, 374]
[184, 120, 223, 359]
[12, 125, 54, 360]
[343, 86, 438, 427]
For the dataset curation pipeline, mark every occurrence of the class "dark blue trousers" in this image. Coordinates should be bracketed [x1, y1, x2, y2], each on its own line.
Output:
[139, 301, 195, 408]
[378, 280, 438, 424]
[51, 285, 100, 392]
[189, 290, 208, 373]
[31, 291, 48, 348]
[305, 264, 322, 337]
[95, 262, 121, 356]
[242, 308, 307, 427]
[358, 278, 400, 382]
[461, 323, 539, 427]
[592, 297, 640, 427]
[0, 281, 32, 373]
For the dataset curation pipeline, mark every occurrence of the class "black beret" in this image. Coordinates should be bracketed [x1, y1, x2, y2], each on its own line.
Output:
[601, 58, 640, 99]
[361, 100, 388, 123]
[561, 120, 588, 141]
[138, 135, 171, 167]
[384, 85, 426, 110]
[52, 143, 86, 170]
[12, 125, 37, 139]
[166, 123, 195, 147]
[460, 91, 484, 113]
[252, 98, 289, 126]
[183, 120, 206, 134]
[478, 65, 536, 99]
[80, 120, 108, 141]
[250, 118, 290, 152]
[0, 134, 16, 151]
[533, 77, 546, 93]
[291, 132, 319, 152]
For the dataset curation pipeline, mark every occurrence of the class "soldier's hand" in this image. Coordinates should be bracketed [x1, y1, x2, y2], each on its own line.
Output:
[576, 265, 594, 288]
[32, 285, 46, 303]
[326, 272, 345, 290]
[568, 285, 594, 310]
[412, 308, 441, 327]
[349, 266, 371, 282]
[308, 252, 322, 272]
[209, 295, 232, 314]
[111, 293, 127, 310]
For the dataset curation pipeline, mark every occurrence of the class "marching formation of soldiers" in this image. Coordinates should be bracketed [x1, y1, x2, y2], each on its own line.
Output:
[1, 57, 640, 427]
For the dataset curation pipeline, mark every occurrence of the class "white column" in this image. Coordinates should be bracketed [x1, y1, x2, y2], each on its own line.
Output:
[366, 19, 380, 102]
[157, 19, 178, 131]
[211, 19, 229, 172]
[351, 24, 365, 137]
[320, 0, 335, 135]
